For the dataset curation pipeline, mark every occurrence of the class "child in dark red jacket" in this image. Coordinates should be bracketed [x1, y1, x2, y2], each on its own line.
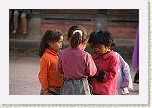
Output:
[90, 30, 119, 95]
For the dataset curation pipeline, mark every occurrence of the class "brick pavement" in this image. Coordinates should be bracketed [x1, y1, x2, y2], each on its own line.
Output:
[9, 54, 139, 95]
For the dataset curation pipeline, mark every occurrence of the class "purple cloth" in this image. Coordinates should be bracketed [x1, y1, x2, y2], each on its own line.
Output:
[115, 52, 134, 94]
[132, 26, 139, 69]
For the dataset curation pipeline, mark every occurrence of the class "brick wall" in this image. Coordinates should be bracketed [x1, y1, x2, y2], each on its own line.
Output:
[107, 23, 138, 39]
[107, 9, 139, 15]
[9, 18, 138, 39]
[40, 20, 94, 37]
[9, 9, 138, 39]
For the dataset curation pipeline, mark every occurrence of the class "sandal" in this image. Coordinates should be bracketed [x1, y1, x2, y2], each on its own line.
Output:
[12, 30, 17, 34]
[23, 31, 27, 35]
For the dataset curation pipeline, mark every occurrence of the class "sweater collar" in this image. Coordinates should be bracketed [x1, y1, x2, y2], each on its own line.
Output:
[94, 50, 114, 60]
[45, 48, 58, 56]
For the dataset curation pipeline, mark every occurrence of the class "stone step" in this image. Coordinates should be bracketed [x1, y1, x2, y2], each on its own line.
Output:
[9, 34, 135, 59]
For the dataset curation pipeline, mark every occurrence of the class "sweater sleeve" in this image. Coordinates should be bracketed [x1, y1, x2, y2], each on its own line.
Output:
[118, 54, 133, 89]
[118, 54, 130, 87]
[102, 57, 118, 83]
[38, 56, 50, 90]
[85, 54, 97, 77]
[56, 53, 64, 74]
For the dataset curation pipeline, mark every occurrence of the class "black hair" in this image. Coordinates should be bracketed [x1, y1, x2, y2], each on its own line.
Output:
[67, 25, 88, 49]
[92, 30, 115, 48]
[39, 30, 63, 58]
[88, 31, 96, 44]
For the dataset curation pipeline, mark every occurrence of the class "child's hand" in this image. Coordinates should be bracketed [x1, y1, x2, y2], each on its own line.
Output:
[94, 72, 98, 76]
[43, 90, 51, 95]
[120, 86, 125, 89]
[43, 91, 51, 95]
[120, 81, 129, 88]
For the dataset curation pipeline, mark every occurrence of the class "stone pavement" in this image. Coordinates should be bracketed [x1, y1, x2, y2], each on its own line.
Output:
[9, 53, 139, 95]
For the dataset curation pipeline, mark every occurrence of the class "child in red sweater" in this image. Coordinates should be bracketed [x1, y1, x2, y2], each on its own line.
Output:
[89, 30, 119, 95]
[38, 30, 64, 95]
[88, 31, 133, 95]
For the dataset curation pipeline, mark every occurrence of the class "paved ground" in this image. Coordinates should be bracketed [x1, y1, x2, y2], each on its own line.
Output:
[9, 53, 139, 95]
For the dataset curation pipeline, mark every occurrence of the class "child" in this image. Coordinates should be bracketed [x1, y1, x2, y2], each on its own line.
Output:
[89, 30, 119, 95]
[56, 25, 97, 95]
[88, 31, 134, 95]
[115, 52, 134, 95]
[38, 30, 64, 95]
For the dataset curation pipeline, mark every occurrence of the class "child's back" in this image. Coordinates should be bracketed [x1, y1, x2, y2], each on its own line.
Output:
[56, 25, 97, 95]
[58, 47, 96, 78]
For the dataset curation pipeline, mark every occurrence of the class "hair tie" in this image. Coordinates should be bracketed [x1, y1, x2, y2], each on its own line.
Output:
[73, 30, 82, 36]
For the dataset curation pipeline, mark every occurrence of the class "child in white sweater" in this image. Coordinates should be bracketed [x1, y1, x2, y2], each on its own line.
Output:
[115, 52, 134, 95]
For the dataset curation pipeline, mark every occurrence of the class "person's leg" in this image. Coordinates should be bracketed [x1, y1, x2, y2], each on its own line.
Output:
[9, 9, 13, 23]
[13, 10, 19, 34]
[21, 13, 27, 34]
[21, 9, 30, 35]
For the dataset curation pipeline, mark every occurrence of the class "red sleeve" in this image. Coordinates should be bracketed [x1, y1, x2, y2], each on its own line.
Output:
[102, 57, 118, 83]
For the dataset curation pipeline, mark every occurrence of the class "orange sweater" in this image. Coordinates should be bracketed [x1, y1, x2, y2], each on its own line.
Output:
[38, 49, 63, 90]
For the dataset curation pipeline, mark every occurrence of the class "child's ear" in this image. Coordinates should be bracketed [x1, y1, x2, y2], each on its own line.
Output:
[48, 42, 52, 46]
[83, 40, 88, 45]
[106, 44, 111, 49]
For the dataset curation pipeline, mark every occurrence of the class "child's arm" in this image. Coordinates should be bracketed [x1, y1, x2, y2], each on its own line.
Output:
[97, 57, 118, 83]
[56, 52, 64, 74]
[85, 54, 97, 77]
[118, 54, 133, 90]
[38, 56, 50, 91]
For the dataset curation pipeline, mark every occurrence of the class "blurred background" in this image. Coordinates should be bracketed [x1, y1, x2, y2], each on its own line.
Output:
[9, 9, 139, 58]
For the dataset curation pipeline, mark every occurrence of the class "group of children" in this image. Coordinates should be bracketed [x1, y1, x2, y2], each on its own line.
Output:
[38, 25, 134, 95]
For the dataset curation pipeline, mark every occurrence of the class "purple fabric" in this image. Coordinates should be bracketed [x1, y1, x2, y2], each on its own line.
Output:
[132, 26, 139, 69]
[115, 52, 134, 94]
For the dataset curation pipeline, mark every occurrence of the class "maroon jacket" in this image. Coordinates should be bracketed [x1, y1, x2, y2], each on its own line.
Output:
[90, 50, 119, 95]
